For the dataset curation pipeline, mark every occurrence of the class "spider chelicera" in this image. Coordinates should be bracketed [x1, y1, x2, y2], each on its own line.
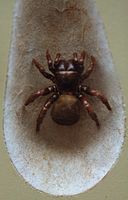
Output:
[25, 50, 112, 132]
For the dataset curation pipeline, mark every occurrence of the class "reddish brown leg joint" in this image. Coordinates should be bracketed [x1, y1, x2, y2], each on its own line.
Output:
[32, 58, 55, 82]
[55, 53, 61, 64]
[73, 52, 78, 62]
[78, 95, 100, 127]
[81, 55, 96, 80]
[79, 50, 86, 64]
[86, 88, 112, 111]
[36, 94, 59, 132]
[24, 86, 56, 106]
[46, 50, 52, 64]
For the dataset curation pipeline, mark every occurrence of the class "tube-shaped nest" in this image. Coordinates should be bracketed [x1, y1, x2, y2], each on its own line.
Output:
[4, 0, 125, 196]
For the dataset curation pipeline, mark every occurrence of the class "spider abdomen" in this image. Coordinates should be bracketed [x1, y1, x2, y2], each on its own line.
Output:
[51, 95, 80, 125]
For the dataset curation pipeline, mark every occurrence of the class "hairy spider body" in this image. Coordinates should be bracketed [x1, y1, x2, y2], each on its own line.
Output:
[55, 71, 79, 90]
[51, 94, 80, 125]
[25, 50, 111, 132]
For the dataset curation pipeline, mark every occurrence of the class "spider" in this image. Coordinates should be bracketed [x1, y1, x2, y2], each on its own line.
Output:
[25, 50, 112, 132]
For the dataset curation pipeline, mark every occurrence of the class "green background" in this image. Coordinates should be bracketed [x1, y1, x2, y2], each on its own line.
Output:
[0, 0, 128, 199]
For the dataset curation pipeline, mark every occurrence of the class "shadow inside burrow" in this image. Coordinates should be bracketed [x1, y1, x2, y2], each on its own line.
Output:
[17, 0, 114, 156]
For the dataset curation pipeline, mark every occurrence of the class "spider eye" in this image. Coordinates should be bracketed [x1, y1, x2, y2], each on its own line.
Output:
[67, 63, 75, 71]
[59, 63, 65, 71]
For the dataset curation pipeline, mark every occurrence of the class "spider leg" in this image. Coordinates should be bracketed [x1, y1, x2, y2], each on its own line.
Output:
[46, 50, 55, 73]
[25, 85, 57, 106]
[78, 94, 100, 127]
[32, 58, 55, 82]
[55, 52, 61, 64]
[36, 94, 59, 132]
[85, 87, 112, 111]
[73, 52, 78, 62]
[81, 55, 96, 80]
[79, 50, 86, 64]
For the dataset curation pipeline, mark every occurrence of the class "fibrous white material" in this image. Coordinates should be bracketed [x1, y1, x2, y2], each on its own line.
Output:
[4, 0, 125, 196]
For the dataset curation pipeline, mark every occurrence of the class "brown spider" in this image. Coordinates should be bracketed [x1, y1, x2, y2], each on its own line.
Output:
[25, 50, 112, 132]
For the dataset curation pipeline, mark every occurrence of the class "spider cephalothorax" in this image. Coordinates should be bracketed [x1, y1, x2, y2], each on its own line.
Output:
[25, 50, 111, 131]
